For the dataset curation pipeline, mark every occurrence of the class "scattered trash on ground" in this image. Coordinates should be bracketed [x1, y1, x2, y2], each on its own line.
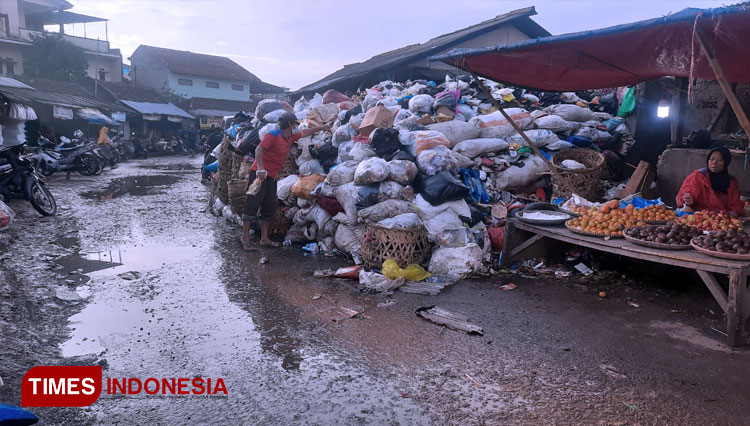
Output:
[118, 271, 141, 280]
[327, 306, 362, 322]
[416, 305, 484, 335]
[499, 283, 518, 291]
[599, 363, 627, 379]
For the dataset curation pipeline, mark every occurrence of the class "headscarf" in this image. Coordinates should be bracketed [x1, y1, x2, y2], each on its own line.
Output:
[702, 144, 732, 194]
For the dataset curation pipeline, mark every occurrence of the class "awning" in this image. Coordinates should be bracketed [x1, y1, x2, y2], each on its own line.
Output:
[430, 5, 750, 91]
[120, 100, 194, 120]
[76, 108, 119, 126]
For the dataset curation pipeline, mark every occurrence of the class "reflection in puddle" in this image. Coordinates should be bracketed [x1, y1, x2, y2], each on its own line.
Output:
[137, 163, 198, 171]
[79, 175, 182, 200]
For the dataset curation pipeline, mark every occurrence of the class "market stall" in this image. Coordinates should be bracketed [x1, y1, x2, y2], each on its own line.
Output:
[503, 217, 750, 346]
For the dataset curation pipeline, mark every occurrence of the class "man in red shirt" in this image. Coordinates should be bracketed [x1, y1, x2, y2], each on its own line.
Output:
[241, 111, 329, 250]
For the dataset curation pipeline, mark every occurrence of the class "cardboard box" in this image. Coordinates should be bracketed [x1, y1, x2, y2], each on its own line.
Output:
[415, 115, 436, 126]
[358, 105, 394, 135]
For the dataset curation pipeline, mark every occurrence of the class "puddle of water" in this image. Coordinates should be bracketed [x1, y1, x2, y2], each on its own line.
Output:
[137, 163, 198, 171]
[79, 175, 182, 200]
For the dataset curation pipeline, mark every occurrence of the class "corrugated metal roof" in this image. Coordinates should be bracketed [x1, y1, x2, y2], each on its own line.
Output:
[120, 100, 194, 119]
[296, 7, 549, 93]
[0, 78, 132, 113]
[0, 77, 34, 89]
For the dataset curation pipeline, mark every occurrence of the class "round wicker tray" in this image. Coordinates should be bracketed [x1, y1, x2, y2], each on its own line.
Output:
[564, 220, 623, 238]
[623, 232, 691, 250]
[517, 210, 573, 226]
[690, 238, 750, 261]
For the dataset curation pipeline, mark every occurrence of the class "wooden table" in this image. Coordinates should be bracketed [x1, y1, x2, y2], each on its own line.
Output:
[503, 219, 750, 346]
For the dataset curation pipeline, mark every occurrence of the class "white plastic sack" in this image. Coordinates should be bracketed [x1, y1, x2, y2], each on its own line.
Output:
[0, 200, 15, 230]
[359, 270, 404, 293]
[545, 140, 575, 151]
[325, 160, 358, 186]
[426, 121, 481, 146]
[403, 83, 426, 96]
[534, 114, 570, 133]
[357, 199, 414, 223]
[423, 211, 463, 240]
[349, 142, 376, 162]
[301, 205, 332, 231]
[416, 146, 459, 176]
[349, 113, 366, 130]
[408, 94, 434, 113]
[337, 141, 355, 163]
[452, 138, 508, 158]
[560, 92, 583, 104]
[387, 159, 418, 185]
[561, 159, 586, 170]
[493, 155, 549, 190]
[507, 129, 560, 148]
[258, 123, 279, 140]
[456, 104, 476, 121]
[594, 112, 614, 121]
[546, 104, 595, 122]
[469, 109, 531, 139]
[428, 244, 483, 279]
[574, 127, 612, 142]
[334, 182, 359, 225]
[333, 123, 357, 145]
[378, 181, 411, 201]
[522, 93, 540, 103]
[362, 94, 383, 112]
[398, 129, 416, 156]
[306, 103, 340, 127]
[394, 109, 412, 122]
[276, 175, 299, 200]
[333, 223, 365, 258]
[378, 213, 421, 229]
[309, 93, 323, 107]
[354, 157, 390, 185]
[299, 159, 325, 175]
[413, 130, 451, 154]
[378, 96, 399, 107]
[414, 194, 470, 220]
[263, 109, 287, 123]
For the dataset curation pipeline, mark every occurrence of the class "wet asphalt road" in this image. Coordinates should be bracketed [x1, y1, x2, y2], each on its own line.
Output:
[1, 155, 750, 425]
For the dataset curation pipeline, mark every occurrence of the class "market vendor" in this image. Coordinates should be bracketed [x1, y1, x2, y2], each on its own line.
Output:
[240, 112, 329, 250]
[676, 145, 744, 217]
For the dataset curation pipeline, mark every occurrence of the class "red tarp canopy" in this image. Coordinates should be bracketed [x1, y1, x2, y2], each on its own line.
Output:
[431, 5, 750, 91]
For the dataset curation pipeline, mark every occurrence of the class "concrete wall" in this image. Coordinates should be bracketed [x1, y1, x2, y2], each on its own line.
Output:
[131, 52, 170, 93]
[84, 51, 122, 82]
[167, 71, 248, 101]
[0, 42, 24, 75]
[1, 0, 22, 38]
[656, 148, 750, 207]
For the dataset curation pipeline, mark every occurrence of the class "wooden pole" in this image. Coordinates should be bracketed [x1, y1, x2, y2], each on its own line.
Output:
[696, 29, 750, 149]
[465, 68, 577, 195]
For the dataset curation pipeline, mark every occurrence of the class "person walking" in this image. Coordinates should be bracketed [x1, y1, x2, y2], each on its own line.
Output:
[240, 112, 328, 250]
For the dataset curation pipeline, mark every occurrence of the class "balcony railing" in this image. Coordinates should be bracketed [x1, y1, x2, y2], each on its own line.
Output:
[0, 27, 111, 53]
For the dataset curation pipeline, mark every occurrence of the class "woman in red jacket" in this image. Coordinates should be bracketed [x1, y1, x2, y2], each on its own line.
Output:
[676, 145, 744, 217]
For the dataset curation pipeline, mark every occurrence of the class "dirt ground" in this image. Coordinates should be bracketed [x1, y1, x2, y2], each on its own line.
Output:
[1, 155, 749, 425]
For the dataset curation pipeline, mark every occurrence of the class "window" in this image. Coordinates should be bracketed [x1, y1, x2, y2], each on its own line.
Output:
[178, 78, 193, 86]
[0, 14, 9, 38]
[206, 81, 219, 89]
[231, 84, 244, 91]
[98, 68, 108, 81]
[4, 58, 15, 76]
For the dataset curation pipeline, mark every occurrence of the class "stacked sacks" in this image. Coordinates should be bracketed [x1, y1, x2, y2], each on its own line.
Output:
[225, 74, 634, 276]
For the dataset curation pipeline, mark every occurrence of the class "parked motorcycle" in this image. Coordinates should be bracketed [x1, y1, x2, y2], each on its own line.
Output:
[29, 135, 101, 176]
[0, 143, 57, 216]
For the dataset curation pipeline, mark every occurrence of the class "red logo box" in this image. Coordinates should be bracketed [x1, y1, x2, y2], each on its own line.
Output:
[22, 366, 102, 407]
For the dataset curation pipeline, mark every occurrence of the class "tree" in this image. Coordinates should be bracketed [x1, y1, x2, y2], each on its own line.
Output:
[25, 33, 88, 82]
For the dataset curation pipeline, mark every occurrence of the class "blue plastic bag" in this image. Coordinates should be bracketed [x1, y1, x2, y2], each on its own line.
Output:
[459, 168, 490, 204]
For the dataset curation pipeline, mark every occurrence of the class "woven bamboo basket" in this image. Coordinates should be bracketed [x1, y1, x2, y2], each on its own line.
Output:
[277, 151, 299, 180]
[269, 207, 292, 240]
[229, 195, 246, 215]
[360, 223, 431, 269]
[551, 148, 605, 200]
[227, 178, 249, 199]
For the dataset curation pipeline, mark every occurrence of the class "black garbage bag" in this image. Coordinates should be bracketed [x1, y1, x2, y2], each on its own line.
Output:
[686, 129, 712, 149]
[255, 99, 291, 121]
[236, 126, 261, 156]
[369, 128, 403, 160]
[309, 142, 338, 172]
[598, 93, 619, 115]
[434, 92, 457, 110]
[355, 184, 380, 209]
[415, 171, 469, 206]
[391, 149, 416, 162]
[343, 104, 362, 124]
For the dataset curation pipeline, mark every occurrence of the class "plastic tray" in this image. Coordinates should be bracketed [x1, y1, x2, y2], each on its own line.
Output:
[623, 232, 691, 250]
[690, 238, 750, 261]
[565, 220, 623, 238]
[517, 210, 573, 226]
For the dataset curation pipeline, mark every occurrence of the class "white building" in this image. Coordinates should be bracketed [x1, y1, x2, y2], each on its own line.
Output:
[0, 0, 122, 82]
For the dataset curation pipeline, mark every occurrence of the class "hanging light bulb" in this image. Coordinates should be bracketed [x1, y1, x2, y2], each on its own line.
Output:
[657, 99, 670, 118]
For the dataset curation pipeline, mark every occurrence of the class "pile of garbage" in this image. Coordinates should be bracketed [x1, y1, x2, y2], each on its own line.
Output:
[217, 75, 636, 280]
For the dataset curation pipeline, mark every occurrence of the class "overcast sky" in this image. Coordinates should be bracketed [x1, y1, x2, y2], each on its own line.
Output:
[64, 0, 729, 91]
